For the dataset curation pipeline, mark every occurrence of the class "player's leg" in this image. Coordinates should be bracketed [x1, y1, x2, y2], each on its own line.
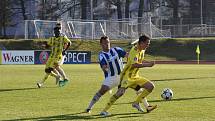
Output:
[37, 67, 60, 88]
[56, 66, 67, 79]
[100, 78, 127, 116]
[135, 86, 150, 109]
[100, 87, 126, 116]
[37, 73, 50, 88]
[138, 89, 156, 112]
[133, 77, 157, 112]
[37, 58, 61, 88]
[86, 76, 119, 113]
[138, 90, 157, 112]
[55, 66, 68, 82]
[53, 68, 61, 85]
[86, 85, 110, 113]
[49, 61, 61, 83]
[56, 57, 69, 86]
[37, 58, 53, 88]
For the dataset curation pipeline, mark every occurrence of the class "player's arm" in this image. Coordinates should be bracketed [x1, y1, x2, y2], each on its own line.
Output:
[101, 65, 109, 72]
[125, 52, 129, 58]
[114, 47, 127, 58]
[62, 37, 71, 55]
[132, 61, 154, 68]
[129, 51, 154, 68]
[41, 40, 50, 49]
[99, 54, 109, 72]
[100, 59, 109, 72]
[63, 42, 71, 51]
[42, 37, 54, 49]
[142, 60, 155, 66]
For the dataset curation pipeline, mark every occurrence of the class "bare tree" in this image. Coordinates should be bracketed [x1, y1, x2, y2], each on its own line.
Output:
[0, 0, 14, 38]
[116, 0, 122, 20]
[125, 0, 130, 19]
[115, 0, 122, 35]
[138, 0, 144, 35]
[166, 0, 179, 24]
[36, 0, 60, 20]
[81, 0, 87, 19]
[93, 0, 98, 19]
[189, 0, 207, 24]
[19, 0, 27, 20]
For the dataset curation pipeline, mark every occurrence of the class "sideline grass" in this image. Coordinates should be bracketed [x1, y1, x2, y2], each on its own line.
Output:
[0, 64, 215, 121]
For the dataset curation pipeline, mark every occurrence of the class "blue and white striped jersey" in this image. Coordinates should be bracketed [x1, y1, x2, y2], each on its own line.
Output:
[99, 47, 126, 78]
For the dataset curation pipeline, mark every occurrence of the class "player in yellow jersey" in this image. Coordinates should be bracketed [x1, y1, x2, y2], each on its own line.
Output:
[100, 34, 157, 116]
[37, 26, 71, 88]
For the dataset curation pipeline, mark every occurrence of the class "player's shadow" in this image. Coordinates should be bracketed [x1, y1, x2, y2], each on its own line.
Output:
[0, 87, 56, 92]
[150, 96, 215, 102]
[1, 112, 90, 121]
[0, 88, 37, 92]
[114, 95, 215, 105]
[152, 76, 215, 82]
[2, 112, 146, 121]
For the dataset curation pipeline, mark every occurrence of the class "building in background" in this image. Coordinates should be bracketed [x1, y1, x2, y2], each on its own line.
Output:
[1, 0, 215, 38]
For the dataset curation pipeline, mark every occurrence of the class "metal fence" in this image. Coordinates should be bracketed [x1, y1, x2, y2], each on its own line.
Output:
[24, 19, 215, 40]
[160, 24, 215, 38]
[24, 18, 172, 39]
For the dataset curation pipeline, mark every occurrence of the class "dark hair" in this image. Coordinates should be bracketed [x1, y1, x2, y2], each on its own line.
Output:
[138, 34, 150, 43]
[54, 27, 60, 31]
[56, 23, 61, 26]
[100, 36, 109, 43]
[56, 23, 61, 28]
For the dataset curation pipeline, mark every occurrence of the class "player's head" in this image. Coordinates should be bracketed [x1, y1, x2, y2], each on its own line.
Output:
[56, 22, 61, 29]
[137, 34, 151, 50]
[54, 27, 60, 37]
[100, 36, 110, 52]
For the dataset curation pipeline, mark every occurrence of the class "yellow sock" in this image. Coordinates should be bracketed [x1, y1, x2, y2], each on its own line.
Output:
[103, 94, 119, 112]
[135, 89, 150, 103]
[41, 73, 50, 83]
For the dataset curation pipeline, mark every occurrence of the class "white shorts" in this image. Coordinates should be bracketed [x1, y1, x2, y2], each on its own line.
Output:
[102, 75, 120, 89]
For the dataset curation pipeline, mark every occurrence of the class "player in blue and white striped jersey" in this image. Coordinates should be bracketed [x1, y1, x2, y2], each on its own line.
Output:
[99, 46, 125, 80]
[85, 36, 127, 113]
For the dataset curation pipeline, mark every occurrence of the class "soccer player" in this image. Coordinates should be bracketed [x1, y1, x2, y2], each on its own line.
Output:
[85, 36, 127, 113]
[100, 34, 157, 116]
[53, 22, 70, 86]
[37, 26, 71, 88]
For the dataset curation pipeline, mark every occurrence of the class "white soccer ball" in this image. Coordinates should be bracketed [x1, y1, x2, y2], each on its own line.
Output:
[161, 88, 173, 100]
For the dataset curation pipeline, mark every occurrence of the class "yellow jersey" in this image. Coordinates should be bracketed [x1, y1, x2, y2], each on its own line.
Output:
[120, 46, 145, 81]
[47, 36, 71, 59]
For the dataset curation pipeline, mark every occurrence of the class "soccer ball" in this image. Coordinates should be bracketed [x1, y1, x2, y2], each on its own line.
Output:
[161, 88, 173, 100]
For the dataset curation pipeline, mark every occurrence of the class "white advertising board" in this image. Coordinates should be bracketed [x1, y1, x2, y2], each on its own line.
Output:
[1, 50, 34, 64]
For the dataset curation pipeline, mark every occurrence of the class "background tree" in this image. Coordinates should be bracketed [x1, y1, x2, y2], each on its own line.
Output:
[115, 0, 122, 35]
[166, 0, 179, 24]
[37, 0, 60, 20]
[80, 0, 87, 20]
[0, 0, 14, 38]
[18, 0, 27, 20]
[93, 0, 98, 19]
[189, 0, 207, 24]
[125, 0, 130, 20]
[138, 0, 144, 35]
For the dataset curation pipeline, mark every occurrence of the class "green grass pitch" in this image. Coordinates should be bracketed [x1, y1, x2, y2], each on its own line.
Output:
[0, 64, 215, 121]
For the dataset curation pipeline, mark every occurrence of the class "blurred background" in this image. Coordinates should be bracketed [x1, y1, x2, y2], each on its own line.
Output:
[0, 0, 215, 39]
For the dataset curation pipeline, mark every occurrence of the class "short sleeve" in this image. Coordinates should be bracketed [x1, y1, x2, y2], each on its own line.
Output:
[114, 47, 126, 58]
[98, 52, 107, 67]
[47, 37, 53, 46]
[128, 47, 138, 65]
[63, 36, 71, 43]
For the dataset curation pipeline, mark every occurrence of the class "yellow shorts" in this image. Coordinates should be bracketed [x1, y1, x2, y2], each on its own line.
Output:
[45, 56, 63, 68]
[121, 77, 149, 89]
